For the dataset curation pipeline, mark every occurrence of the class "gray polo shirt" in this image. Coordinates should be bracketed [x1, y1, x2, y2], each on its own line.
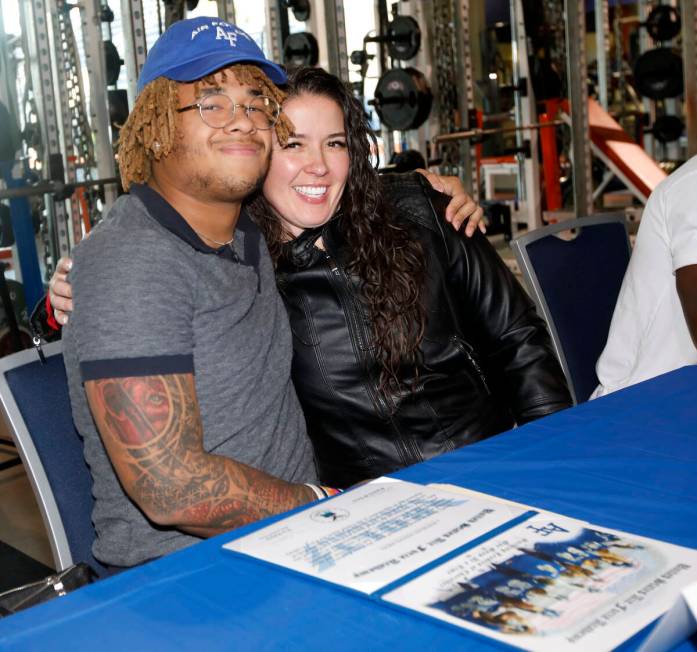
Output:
[63, 184, 316, 567]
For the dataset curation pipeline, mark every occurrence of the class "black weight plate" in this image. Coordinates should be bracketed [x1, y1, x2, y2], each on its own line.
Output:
[284, 0, 310, 22]
[386, 15, 421, 61]
[108, 89, 129, 127]
[374, 67, 432, 131]
[645, 5, 681, 42]
[652, 115, 684, 143]
[633, 48, 683, 99]
[103, 40, 122, 86]
[283, 32, 319, 68]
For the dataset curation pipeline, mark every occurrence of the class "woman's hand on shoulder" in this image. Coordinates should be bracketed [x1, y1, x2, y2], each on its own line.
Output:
[49, 257, 74, 325]
[416, 168, 486, 237]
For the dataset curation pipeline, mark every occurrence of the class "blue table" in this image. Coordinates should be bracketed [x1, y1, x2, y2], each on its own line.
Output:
[2, 367, 696, 651]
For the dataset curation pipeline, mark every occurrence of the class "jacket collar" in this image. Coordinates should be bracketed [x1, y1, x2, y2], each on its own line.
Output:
[282, 213, 342, 269]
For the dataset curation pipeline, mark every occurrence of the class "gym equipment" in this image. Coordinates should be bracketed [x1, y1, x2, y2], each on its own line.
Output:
[562, 98, 667, 203]
[433, 120, 563, 145]
[107, 90, 129, 130]
[103, 40, 123, 86]
[283, 32, 319, 68]
[371, 68, 432, 131]
[649, 115, 684, 143]
[283, 0, 310, 22]
[633, 48, 684, 99]
[644, 5, 681, 42]
[385, 16, 421, 61]
[362, 15, 421, 62]
[0, 176, 120, 203]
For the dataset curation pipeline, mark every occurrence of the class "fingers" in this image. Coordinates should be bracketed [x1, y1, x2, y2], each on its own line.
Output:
[445, 194, 487, 235]
[49, 257, 74, 324]
[413, 168, 487, 237]
[436, 175, 465, 198]
[464, 206, 487, 237]
[53, 308, 70, 326]
[415, 168, 445, 193]
[56, 257, 73, 275]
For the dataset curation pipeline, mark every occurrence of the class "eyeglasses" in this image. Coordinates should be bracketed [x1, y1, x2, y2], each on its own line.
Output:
[176, 94, 281, 131]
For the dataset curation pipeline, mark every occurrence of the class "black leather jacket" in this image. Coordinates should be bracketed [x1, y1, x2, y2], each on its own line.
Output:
[277, 173, 571, 487]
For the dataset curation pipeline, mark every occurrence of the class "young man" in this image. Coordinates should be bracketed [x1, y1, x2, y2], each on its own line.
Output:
[63, 17, 319, 568]
[593, 155, 697, 397]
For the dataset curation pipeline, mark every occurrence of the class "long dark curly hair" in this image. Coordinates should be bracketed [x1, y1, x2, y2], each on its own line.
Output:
[248, 67, 426, 401]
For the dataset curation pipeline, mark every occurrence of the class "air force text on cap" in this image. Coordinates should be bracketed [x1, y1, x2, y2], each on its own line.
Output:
[190, 21, 251, 48]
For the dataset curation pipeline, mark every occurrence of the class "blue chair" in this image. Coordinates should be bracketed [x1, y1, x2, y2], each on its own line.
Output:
[0, 341, 111, 577]
[510, 214, 631, 404]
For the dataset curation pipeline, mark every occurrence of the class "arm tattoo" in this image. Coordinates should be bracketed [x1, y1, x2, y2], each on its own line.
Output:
[87, 374, 311, 534]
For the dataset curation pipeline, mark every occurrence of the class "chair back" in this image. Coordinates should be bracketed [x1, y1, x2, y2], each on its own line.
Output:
[0, 341, 109, 576]
[511, 214, 631, 404]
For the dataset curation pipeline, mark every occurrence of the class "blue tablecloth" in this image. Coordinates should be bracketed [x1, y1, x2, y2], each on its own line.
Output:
[1, 366, 696, 651]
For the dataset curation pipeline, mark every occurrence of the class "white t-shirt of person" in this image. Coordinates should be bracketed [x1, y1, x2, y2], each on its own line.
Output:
[593, 155, 697, 398]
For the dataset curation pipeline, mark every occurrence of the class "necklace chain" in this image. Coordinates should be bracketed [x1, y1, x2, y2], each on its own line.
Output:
[195, 230, 235, 247]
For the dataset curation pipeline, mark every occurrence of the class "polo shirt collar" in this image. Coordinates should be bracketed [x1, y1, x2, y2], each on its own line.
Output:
[130, 184, 258, 264]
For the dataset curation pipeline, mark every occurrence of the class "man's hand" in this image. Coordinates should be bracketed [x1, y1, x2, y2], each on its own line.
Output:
[416, 168, 486, 237]
[49, 257, 74, 325]
[676, 264, 697, 348]
[85, 373, 315, 536]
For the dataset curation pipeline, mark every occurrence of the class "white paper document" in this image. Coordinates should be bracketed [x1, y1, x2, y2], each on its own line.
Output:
[382, 514, 697, 652]
[638, 581, 697, 652]
[224, 478, 525, 594]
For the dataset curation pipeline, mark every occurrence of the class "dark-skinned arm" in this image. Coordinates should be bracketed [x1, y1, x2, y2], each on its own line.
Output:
[676, 264, 697, 348]
[85, 372, 315, 537]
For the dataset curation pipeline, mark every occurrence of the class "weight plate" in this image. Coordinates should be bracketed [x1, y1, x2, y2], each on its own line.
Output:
[651, 115, 684, 143]
[108, 89, 130, 128]
[633, 48, 683, 99]
[645, 5, 681, 42]
[386, 16, 421, 61]
[373, 67, 433, 131]
[283, 32, 319, 68]
[284, 0, 310, 22]
[103, 40, 122, 86]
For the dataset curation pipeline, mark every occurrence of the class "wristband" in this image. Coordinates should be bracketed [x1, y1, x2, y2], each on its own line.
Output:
[304, 483, 343, 500]
[303, 483, 325, 501]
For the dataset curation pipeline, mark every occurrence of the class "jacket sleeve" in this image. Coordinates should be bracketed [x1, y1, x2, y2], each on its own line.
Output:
[427, 188, 572, 423]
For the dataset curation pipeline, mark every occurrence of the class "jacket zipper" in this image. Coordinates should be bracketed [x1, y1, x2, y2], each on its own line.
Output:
[323, 251, 417, 468]
[451, 335, 491, 394]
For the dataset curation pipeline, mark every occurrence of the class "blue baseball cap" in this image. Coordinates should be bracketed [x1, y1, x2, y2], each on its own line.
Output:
[137, 17, 287, 94]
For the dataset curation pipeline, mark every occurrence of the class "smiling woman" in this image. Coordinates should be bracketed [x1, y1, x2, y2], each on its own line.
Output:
[262, 94, 350, 237]
[245, 67, 571, 487]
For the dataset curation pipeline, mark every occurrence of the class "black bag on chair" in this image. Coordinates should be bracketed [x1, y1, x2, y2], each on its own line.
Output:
[0, 562, 96, 617]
